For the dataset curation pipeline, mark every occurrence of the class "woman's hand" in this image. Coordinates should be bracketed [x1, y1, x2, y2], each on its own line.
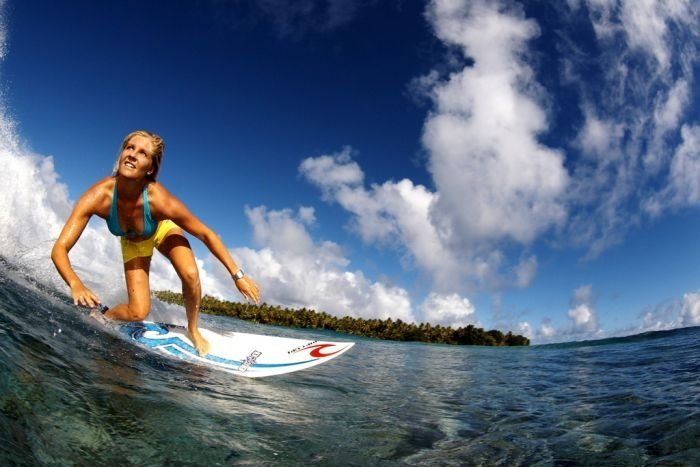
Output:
[234, 276, 260, 304]
[70, 283, 101, 309]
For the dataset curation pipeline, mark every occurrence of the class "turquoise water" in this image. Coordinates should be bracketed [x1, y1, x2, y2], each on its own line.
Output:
[1, 262, 699, 465]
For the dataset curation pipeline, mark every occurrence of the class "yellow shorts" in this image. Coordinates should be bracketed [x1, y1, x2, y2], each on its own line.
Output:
[120, 220, 180, 263]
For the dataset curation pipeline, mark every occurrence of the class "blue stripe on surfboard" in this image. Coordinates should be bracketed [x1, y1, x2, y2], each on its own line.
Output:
[118, 322, 316, 369]
[162, 342, 316, 369]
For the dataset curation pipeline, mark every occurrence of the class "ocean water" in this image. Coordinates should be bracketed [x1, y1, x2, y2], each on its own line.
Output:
[1, 262, 699, 466]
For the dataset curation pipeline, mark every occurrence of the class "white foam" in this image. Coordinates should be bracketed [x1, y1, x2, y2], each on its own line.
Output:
[0, 111, 113, 291]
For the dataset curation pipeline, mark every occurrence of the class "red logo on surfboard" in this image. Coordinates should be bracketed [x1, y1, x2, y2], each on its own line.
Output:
[305, 344, 343, 358]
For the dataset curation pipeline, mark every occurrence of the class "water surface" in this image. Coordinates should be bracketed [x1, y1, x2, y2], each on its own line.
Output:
[1, 264, 699, 465]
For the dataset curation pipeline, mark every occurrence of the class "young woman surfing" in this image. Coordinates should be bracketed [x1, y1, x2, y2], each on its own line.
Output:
[51, 130, 260, 356]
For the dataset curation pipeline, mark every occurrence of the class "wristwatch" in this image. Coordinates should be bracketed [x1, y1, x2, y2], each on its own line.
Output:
[232, 270, 245, 281]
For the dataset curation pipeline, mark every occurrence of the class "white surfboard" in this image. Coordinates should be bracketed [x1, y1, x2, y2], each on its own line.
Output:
[109, 320, 354, 378]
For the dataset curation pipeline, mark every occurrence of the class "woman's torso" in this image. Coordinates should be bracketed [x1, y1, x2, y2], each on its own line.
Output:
[94, 177, 160, 241]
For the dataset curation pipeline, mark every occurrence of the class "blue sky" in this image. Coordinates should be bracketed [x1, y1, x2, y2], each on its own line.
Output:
[2, 0, 699, 342]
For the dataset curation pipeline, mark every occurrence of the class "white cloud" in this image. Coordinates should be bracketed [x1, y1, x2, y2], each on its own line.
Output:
[202, 205, 484, 327]
[514, 255, 538, 289]
[667, 125, 700, 205]
[421, 293, 477, 329]
[520, 285, 603, 343]
[297, 206, 316, 225]
[517, 321, 533, 339]
[300, 1, 572, 292]
[205, 205, 419, 323]
[643, 79, 691, 172]
[423, 0, 569, 247]
[528, 283, 695, 344]
[568, 304, 596, 332]
[539, 320, 556, 339]
[653, 80, 689, 135]
[567, 284, 599, 334]
[528, 286, 700, 343]
[572, 283, 593, 304]
[300, 148, 465, 288]
[575, 111, 624, 161]
[583, 0, 692, 70]
[619, 0, 688, 70]
[563, 0, 699, 255]
[298, 147, 364, 198]
[638, 290, 700, 332]
[644, 124, 700, 216]
[301, 146, 548, 293]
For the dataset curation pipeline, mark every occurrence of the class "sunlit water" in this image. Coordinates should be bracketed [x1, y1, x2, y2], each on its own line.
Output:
[1, 261, 699, 465]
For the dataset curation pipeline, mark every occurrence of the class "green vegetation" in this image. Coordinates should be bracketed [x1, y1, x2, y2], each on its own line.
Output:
[154, 291, 530, 346]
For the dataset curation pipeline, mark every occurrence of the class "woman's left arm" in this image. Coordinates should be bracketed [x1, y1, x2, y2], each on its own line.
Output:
[154, 186, 260, 303]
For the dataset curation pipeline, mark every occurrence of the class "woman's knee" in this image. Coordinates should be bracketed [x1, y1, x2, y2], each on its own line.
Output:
[179, 266, 200, 290]
[127, 301, 150, 320]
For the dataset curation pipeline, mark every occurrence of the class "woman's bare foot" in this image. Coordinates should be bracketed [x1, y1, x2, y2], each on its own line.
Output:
[189, 328, 211, 356]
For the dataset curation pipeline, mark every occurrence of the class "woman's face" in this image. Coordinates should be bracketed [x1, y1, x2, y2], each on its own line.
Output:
[118, 135, 154, 179]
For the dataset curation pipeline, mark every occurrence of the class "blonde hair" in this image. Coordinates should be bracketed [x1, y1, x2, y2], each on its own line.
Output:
[112, 130, 165, 181]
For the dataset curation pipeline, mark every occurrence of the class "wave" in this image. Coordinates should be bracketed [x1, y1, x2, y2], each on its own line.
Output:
[538, 325, 700, 349]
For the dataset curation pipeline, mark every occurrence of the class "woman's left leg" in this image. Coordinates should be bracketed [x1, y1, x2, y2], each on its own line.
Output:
[157, 228, 210, 356]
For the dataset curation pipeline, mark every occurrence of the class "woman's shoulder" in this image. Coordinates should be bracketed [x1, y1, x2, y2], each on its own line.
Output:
[146, 181, 187, 218]
[146, 181, 172, 208]
[77, 176, 115, 213]
[86, 176, 116, 197]
[146, 180, 169, 198]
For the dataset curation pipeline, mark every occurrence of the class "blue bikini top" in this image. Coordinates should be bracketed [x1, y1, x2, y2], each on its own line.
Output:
[107, 182, 158, 238]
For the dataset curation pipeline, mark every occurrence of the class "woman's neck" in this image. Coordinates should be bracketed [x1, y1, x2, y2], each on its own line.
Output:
[115, 175, 147, 201]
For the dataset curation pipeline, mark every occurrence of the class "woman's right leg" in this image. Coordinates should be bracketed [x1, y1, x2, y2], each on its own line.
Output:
[104, 256, 152, 321]
[156, 229, 210, 356]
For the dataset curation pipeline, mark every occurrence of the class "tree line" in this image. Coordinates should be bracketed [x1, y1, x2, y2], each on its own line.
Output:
[154, 291, 530, 346]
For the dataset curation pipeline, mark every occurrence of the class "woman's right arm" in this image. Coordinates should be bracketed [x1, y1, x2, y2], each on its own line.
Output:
[51, 188, 103, 308]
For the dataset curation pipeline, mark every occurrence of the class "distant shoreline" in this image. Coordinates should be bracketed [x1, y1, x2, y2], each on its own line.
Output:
[155, 291, 530, 346]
